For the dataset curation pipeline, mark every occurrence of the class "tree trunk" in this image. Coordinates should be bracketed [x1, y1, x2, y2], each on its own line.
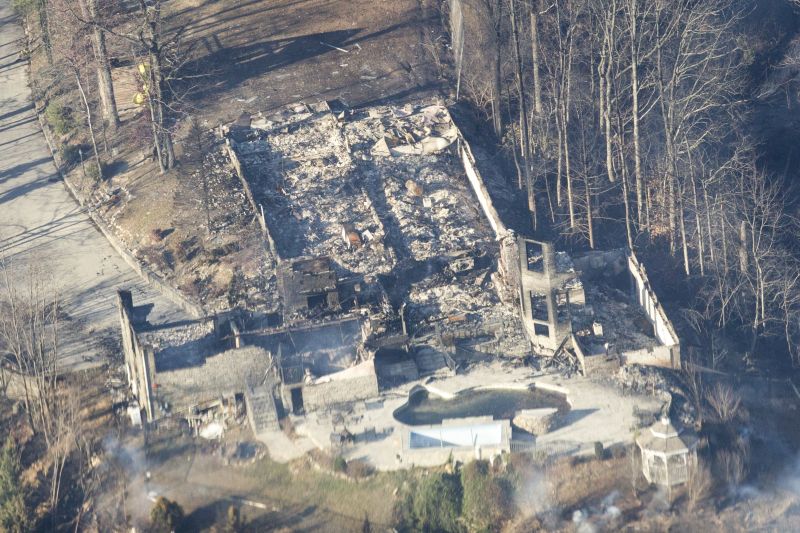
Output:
[38, 0, 52, 64]
[617, 114, 634, 249]
[90, 4, 120, 128]
[703, 184, 715, 263]
[563, 99, 575, 228]
[509, 0, 536, 229]
[79, 0, 120, 128]
[628, 1, 644, 226]
[492, 1, 503, 137]
[691, 175, 704, 275]
[738, 220, 748, 272]
[74, 69, 104, 181]
[601, 4, 616, 184]
[530, 1, 542, 115]
[584, 172, 594, 249]
[679, 185, 690, 275]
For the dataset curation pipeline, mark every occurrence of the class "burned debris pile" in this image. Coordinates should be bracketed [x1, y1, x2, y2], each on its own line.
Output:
[227, 101, 530, 358]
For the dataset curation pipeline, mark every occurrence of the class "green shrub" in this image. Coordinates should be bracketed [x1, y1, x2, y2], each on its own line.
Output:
[594, 441, 605, 460]
[44, 100, 75, 136]
[461, 460, 511, 532]
[333, 455, 347, 473]
[150, 496, 184, 533]
[391, 475, 416, 531]
[59, 144, 80, 166]
[346, 458, 374, 479]
[413, 472, 463, 533]
[0, 438, 31, 533]
[86, 160, 104, 182]
[610, 444, 627, 460]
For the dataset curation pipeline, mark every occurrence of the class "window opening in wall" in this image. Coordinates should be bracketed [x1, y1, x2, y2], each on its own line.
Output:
[530, 292, 549, 321]
[556, 290, 570, 321]
[525, 241, 544, 272]
[307, 293, 327, 309]
[534, 323, 550, 337]
[290, 387, 305, 415]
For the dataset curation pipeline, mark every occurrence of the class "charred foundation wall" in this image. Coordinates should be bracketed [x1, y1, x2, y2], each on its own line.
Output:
[627, 253, 680, 368]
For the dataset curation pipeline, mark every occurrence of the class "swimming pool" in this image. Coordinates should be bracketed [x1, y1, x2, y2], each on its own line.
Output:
[393, 386, 569, 426]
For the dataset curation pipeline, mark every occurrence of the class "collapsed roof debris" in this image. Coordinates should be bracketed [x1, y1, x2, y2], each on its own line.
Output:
[227, 101, 529, 352]
[233, 103, 493, 275]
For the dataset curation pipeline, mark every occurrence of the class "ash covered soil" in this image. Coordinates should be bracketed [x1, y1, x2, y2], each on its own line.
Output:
[166, 0, 445, 125]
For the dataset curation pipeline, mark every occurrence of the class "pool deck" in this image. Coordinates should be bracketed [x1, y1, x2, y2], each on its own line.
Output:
[254, 360, 665, 470]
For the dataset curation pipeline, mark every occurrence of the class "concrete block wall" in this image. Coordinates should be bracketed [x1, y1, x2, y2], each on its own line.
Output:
[118, 291, 156, 421]
[400, 419, 512, 466]
[627, 253, 681, 368]
[457, 137, 507, 238]
[153, 346, 271, 413]
[572, 249, 627, 280]
[622, 345, 677, 369]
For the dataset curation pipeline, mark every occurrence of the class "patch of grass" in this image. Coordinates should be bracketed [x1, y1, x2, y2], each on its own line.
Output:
[11, 0, 37, 16]
[245, 456, 399, 527]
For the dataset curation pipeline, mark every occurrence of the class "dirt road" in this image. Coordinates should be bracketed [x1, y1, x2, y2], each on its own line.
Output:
[0, 4, 184, 369]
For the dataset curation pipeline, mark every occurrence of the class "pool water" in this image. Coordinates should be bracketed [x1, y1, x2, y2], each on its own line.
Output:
[394, 387, 568, 426]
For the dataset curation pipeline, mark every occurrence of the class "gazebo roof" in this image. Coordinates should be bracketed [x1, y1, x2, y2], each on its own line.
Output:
[636, 417, 698, 456]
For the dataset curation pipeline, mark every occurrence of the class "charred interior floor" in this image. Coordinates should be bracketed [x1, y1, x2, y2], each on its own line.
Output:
[226, 100, 532, 382]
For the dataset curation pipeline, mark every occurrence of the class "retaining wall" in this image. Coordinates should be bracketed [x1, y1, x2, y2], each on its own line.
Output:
[2, 368, 39, 402]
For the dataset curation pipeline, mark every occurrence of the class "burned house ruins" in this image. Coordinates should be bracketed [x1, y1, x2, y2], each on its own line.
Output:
[118, 98, 681, 451]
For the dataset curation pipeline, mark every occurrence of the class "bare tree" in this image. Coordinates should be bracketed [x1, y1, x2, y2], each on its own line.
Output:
[706, 382, 742, 424]
[716, 448, 747, 489]
[71, 0, 186, 172]
[681, 350, 705, 428]
[0, 261, 60, 440]
[686, 459, 712, 512]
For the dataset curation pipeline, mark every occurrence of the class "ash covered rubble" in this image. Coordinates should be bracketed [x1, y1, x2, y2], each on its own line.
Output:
[516, 239, 682, 376]
[233, 102, 394, 274]
[227, 100, 532, 374]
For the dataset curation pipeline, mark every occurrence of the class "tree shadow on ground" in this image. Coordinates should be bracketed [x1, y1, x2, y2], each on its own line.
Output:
[182, 28, 362, 105]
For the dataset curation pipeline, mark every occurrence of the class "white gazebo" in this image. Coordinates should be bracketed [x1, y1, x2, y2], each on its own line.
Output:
[636, 416, 699, 489]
